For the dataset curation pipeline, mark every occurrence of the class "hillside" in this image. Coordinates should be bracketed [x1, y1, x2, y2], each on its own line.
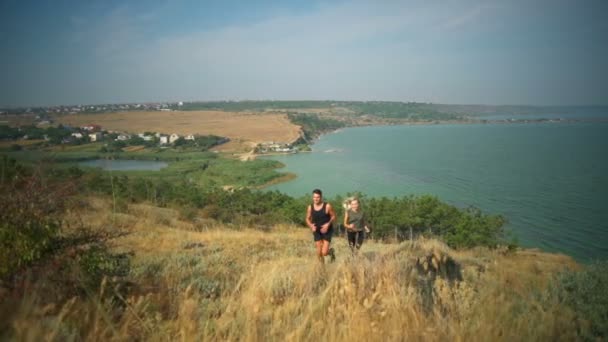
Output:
[3, 197, 600, 341]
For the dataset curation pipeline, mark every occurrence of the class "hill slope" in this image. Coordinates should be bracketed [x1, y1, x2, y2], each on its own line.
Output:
[0, 198, 589, 341]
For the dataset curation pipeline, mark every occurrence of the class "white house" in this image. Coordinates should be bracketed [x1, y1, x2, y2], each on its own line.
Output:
[185, 134, 196, 141]
[71, 132, 83, 139]
[137, 133, 154, 141]
[159, 136, 169, 145]
[169, 133, 180, 143]
[82, 124, 101, 131]
[89, 132, 102, 142]
[116, 134, 130, 141]
[142, 135, 153, 141]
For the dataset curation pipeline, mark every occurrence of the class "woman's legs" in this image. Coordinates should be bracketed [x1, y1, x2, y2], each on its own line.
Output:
[348, 231, 364, 254]
[347, 231, 357, 252]
[355, 231, 364, 250]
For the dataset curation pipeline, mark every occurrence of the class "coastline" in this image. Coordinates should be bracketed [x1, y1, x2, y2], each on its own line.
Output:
[256, 117, 608, 189]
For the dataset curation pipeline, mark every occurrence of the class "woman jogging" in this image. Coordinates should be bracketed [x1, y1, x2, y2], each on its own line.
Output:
[343, 197, 368, 254]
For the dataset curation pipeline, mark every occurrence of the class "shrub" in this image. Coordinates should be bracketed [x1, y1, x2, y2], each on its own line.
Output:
[201, 204, 221, 220]
[179, 206, 199, 221]
[550, 261, 608, 340]
[0, 160, 73, 279]
[77, 244, 131, 290]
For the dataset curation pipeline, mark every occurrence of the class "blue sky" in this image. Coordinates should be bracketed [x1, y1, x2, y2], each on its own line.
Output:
[1, 0, 607, 106]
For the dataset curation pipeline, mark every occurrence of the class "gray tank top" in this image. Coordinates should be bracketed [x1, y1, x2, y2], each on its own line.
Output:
[347, 209, 365, 231]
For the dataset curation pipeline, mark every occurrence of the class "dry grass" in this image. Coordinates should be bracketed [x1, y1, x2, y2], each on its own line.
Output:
[53, 111, 302, 146]
[121, 145, 146, 152]
[0, 114, 38, 127]
[2, 198, 583, 341]
[0, 139, 45, 148]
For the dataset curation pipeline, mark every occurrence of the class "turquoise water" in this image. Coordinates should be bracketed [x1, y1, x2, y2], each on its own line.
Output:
[265, 122, 608, 262]
[79, 159, 168, 171]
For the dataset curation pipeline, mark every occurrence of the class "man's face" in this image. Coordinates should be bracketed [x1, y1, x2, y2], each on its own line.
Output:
[312, 193, 322, 205]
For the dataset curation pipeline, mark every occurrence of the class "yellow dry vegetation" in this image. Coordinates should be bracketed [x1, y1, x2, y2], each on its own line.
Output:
[0, 114, 37, 127]
[4, 198, 583, 341]
[54, 111, 302, 145]
[122, 145, 146, 152]
[0, 139, 45, 147]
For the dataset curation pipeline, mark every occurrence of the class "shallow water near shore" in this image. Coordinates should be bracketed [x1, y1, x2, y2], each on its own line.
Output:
[265, 122, 608, 262]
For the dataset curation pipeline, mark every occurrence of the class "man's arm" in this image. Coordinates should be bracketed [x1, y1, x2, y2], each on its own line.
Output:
[322, 203, 336, 231]
[305, 205, 315, 231]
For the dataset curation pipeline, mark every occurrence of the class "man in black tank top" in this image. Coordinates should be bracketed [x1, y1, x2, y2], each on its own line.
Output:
[306, 189, 337, 263]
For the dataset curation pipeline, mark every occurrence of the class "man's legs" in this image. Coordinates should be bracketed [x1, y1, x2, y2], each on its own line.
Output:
[322, 240, 336, 262]
[321, 240, 330, 256]
[316, 240, 324, 262]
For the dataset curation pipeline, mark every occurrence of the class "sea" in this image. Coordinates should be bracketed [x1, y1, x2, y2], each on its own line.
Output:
[264, 118, 608, 262]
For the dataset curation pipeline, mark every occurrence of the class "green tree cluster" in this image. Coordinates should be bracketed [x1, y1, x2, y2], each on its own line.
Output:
[287, 113, 346, 141]
[0, 125, 74, 144]
[79, 170, 509, 248]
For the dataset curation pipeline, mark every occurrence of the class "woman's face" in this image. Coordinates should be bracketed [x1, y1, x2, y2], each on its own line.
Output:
[350, 200, 359, 211]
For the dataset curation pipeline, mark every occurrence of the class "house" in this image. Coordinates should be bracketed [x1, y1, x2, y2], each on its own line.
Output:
[89, 132, 102, 142]
[159, 136, 169, 145]
[138, 133, 154, 141]
[185, 134, 196, 141]
[116, 134, 130, 141]
[71, 132, 83, 139]
[169, 133, 180, 143]
[82, 124, 102, 132]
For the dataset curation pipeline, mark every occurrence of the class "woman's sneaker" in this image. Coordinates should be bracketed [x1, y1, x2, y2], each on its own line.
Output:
[329, 248, 336, 263]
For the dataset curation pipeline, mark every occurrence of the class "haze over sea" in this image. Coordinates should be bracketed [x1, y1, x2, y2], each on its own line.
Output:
[266, 117, 608, 262]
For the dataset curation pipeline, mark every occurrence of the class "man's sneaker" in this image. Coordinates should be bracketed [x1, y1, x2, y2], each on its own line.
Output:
[329, 247, 336, 263]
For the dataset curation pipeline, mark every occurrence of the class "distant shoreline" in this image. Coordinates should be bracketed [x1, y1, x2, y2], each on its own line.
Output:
[258, 116, 608, 189]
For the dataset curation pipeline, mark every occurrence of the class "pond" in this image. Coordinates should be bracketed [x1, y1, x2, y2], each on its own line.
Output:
[79, 159, 168, 171]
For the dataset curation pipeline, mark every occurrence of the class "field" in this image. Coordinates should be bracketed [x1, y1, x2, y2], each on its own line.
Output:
[0, 139, 45, 148]
[0, 114, 37, 127]
[53, 111, 302, 147]
[2, 196, 591, 341]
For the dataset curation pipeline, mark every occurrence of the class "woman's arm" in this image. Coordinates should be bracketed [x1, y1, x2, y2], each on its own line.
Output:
[343, 210, 350, 229]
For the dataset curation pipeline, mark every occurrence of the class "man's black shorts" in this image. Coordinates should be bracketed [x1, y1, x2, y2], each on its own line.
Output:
[313, 226, 333, 242]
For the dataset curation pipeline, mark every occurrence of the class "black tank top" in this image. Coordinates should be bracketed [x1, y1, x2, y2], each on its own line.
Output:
[311, 202, 332, 228]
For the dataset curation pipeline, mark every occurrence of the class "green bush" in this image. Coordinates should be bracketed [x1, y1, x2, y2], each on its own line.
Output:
[550, 261, 608, 340]
[0, 158, 72, 279]
[77, 244, 131, 290]
[179, 206, 198, 221]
